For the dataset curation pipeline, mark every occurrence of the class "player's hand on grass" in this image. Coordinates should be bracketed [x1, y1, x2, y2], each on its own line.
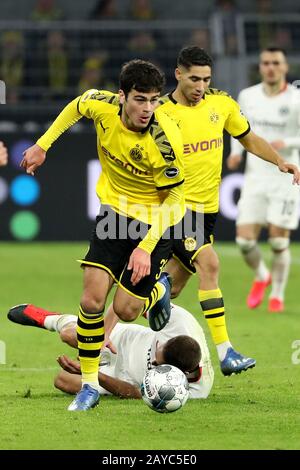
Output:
[57, 355, 81, 375]
[277, 160, 300, 184]
[21, 144, 46, 175]
[103, 337, 117, 354]
[128, 247, 151, 286]
[0, 141, 8, 167]
[226, 154, 242, 170]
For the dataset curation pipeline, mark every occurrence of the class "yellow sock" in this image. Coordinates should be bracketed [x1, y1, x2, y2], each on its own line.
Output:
[198, 288, 229, 345]
[141, 281, 165, 316]
[77, 305, 104, 384]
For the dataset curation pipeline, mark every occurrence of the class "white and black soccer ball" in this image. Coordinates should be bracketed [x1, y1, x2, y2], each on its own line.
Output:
[141, 364, 189, 413]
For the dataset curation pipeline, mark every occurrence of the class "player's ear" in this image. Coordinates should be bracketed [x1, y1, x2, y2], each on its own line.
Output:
[119, 89, 126, 104]
[175, 68, 181, 81]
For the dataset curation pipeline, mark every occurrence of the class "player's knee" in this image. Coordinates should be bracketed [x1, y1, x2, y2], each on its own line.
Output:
[113, 302, 139, 322]
[194, 253, 219, 277]
[236, 237, 257, 254]
[268, 237, 290, 253]
[60, 327, 76, 346]
[80, 295, 105, 314]
[54, 372, 71, 394]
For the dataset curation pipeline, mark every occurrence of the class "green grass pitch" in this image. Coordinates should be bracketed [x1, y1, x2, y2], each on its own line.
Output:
[0, 242, 299, 450]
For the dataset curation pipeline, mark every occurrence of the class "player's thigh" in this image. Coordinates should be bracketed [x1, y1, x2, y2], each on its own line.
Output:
[268, 224, 290, 238]
[113, 287, 145, 321]
[237, 223, 262, 239]
[82, 266, 114, 302]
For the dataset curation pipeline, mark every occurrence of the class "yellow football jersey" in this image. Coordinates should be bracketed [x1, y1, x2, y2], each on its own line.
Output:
[75, 90, 184, 224]
[159, 88, 250, 213]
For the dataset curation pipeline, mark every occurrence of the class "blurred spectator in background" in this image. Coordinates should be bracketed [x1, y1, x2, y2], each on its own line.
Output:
[256, 0, 273, 49]
[274, 28, 293, 53]
[0, 141, 8, 167]
[129, 0, 155, 20]
[78, 53, 116, 95]
[127, 31, 157, 61]
[45, 31, 68, 100]
[188, 28, 211, 54]
[89, 0, 119, 20]
[31, 0, 65, 21]
[0, 31, 24, 104]
[214, 0, 239, 55]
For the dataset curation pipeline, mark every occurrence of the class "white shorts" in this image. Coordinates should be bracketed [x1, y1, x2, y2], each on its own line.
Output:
[237, 174, 300, 230]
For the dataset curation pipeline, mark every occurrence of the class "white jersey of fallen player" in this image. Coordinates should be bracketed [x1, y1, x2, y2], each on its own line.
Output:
[231, 82, 300, 177]
[99, 304, 214, 399]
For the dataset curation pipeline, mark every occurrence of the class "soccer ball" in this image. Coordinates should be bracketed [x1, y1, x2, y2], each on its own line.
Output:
[141, 364, 189, 413]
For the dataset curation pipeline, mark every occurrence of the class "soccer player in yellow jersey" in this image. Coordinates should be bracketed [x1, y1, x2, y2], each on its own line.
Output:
[20, 60, 185, 410]
[159, 46, 300, 376]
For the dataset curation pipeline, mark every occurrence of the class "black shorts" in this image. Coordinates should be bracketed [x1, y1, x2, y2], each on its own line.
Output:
[172, 209, 218, 274]
[80, 205, 172, 299]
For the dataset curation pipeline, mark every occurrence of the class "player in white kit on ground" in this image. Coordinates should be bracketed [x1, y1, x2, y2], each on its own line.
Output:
[227, 47, 300, 312]
[8, 302, 214, 399]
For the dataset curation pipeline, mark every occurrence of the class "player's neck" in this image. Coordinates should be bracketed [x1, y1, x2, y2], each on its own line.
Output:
[172, 88, 199, 107]
[262, 80, 287, 96]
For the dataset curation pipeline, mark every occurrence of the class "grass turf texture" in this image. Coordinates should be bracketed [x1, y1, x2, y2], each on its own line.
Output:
[0, 242, 299, 450]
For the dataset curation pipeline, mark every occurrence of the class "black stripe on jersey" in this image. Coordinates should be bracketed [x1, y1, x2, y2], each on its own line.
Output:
[149, 119, 177, 162]
[205, 88, 230, 97]
[76, 97, 82, 114]
[234, 123, 251, 140]
[156, 179, 184, 191]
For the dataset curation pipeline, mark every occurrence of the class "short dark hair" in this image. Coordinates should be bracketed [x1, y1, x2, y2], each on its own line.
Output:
[261, 46, 287, 57]
[177, 46, 213, 69]
[163, 335, 201, 373]
[119, 59, 165, 97]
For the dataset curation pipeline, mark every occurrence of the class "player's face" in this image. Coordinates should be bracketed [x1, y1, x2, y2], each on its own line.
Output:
[175, 65, 211, 105]
[259, 51, 288, 85]
[119, 89, 160, 131]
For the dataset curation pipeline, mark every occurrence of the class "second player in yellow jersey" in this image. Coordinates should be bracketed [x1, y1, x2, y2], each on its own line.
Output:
[161, 46, 299, 376]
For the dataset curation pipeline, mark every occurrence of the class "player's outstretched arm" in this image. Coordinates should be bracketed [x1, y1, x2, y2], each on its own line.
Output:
[57, 355, 141, 398]
[240, 130, 300, 184]
[21, 97, 83, 175]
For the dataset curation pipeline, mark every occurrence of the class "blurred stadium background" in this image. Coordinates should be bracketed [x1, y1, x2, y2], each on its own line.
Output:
[1, 1, 300, 451]
[1, 0, 300, 241]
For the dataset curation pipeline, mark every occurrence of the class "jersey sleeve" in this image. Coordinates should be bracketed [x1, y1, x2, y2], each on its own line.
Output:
[224, 95, 250, 139]
[150, 111, 185, 190]
[77, 89, 117, 121]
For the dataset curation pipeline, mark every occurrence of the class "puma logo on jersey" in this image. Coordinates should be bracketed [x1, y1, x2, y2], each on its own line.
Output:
[100, 121, 109, 133]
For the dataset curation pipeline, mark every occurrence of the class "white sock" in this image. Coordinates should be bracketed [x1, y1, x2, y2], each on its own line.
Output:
[270, 249, 291, 300]
[82, 381, 101, 392]
[216, 341, 232, 361]
[43, 315, 61, 331]
[256, 260, 270, 282]
[44, 314, 77, 332]
[56, 315, 77, 333]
